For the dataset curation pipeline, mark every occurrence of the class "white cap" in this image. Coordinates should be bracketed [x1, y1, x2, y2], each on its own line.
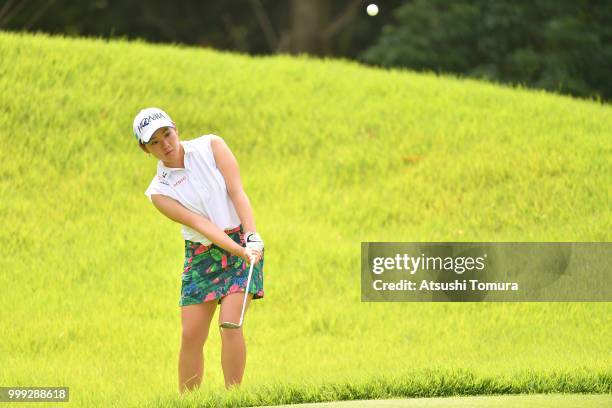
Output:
[132, 107, 175, 144]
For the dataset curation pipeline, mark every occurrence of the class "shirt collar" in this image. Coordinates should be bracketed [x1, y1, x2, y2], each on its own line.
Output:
[156, 140, 195, 177]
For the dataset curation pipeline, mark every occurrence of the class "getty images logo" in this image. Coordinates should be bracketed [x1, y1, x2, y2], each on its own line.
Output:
[137, 112, 166, 134]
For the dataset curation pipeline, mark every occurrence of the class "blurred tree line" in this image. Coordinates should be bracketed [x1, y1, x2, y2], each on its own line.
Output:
[1, 0, 610, 101]
[360, 0, 612, 101]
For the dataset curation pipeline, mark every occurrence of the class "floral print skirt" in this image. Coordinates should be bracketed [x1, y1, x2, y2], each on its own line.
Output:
[179, 225, 264, 307]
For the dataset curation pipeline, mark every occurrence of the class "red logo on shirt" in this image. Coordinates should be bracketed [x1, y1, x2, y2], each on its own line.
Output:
[174, 176, 187, 187]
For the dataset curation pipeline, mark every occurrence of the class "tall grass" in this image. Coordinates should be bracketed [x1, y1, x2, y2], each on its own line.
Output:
[0, 31, 610, 407]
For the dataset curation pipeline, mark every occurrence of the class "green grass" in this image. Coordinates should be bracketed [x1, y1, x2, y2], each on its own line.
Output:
[0, 31, 611, 407]
[263, 393, 612, 407]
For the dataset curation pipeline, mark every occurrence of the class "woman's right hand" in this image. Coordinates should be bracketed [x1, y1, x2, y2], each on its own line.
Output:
[239, 247, 262, 266]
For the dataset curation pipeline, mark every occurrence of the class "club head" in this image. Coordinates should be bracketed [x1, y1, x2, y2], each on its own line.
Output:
[219, 322, 241, 329]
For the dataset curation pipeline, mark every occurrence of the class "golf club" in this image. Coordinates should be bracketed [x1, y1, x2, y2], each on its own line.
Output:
[219, 255, 256, 329]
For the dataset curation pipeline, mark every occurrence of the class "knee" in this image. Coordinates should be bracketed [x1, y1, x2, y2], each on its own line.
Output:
[219, 326, 243, 340]
[182, 326, 208, 346]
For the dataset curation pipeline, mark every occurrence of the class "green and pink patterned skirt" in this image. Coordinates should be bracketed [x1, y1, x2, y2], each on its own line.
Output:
[179, 225, 264, 307]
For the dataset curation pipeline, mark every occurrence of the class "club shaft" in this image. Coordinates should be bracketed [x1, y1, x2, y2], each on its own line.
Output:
[238, 259, 255, 326]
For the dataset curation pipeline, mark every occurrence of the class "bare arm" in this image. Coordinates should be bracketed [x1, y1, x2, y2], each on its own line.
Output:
[210, 135, 257, 233]
[151, 194, 246, 258]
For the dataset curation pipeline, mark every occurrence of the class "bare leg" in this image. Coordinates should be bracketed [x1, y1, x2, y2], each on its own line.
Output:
[218, 291, 254, 389]
[179, 300, 218, 394]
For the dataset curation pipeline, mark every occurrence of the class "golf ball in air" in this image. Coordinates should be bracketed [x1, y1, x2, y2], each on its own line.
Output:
[367, 4, 379, 16]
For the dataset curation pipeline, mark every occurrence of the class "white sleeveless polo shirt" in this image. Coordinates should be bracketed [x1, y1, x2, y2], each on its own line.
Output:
[144, 134, 241, 245]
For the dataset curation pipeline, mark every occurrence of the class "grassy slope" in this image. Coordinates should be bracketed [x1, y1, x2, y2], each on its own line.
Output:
[0, 31, 610, 407]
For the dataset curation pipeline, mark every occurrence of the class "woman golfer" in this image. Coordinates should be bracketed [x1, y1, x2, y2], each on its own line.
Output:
[132, 107, 264, 393]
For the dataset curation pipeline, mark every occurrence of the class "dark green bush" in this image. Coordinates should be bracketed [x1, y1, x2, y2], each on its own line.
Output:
[360, 0, 612, 101]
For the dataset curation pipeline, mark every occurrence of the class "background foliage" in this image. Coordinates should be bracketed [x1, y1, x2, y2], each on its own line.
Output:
[360, 0, 612, 100]
[1, 0, 610, 101]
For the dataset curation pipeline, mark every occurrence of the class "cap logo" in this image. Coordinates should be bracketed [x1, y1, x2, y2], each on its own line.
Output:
[137, 112, 167, 135]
